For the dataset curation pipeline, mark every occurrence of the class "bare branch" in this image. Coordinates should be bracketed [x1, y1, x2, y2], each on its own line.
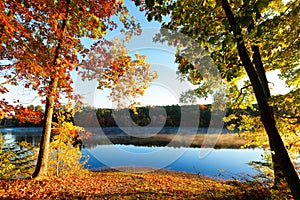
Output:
[0, 74, 18, 86]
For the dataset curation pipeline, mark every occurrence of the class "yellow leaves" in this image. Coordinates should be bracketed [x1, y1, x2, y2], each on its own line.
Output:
[49, 109, 88, 177]
[83, 37, 157, 109]
[284, 95, 294, 103]
[0, 110, 5, 120]
[227, 124, 236, 131]
[223, 114, 238, 122]
[49, 130, 87, 176]
[120, 14, 126, 23]
[267, 0, 285, 12]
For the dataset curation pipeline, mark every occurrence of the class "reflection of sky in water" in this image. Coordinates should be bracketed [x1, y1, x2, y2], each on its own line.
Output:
[1, 132, 14, 144]
[1, 127, 264, 180]
[84, 145, 264, 179]
[117, 144, 163, 153]
[168, 148, 264, 179]
[86, 145, 188, 170]
[0, 128, 42, 146]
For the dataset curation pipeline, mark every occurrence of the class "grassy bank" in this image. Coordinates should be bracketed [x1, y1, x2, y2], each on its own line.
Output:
[84, 133, 255, 149]
[0, 169, 292, 199]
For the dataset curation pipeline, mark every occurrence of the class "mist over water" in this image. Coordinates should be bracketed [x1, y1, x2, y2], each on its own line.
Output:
[0, 127, 263, 180]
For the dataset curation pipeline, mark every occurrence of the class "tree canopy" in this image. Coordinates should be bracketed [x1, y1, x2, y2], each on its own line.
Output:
[0, 0, 156, 178]
[134, 0, 300, 198]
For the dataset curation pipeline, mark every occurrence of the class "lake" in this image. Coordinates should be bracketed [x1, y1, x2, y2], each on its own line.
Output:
[0, 127, 264, 179]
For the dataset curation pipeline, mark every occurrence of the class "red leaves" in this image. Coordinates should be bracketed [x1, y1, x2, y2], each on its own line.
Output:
[1, 0, 135, 108]
[199, 104, 207, 109]
[14, 106, 44, 124]
[0, 86, 8, 94]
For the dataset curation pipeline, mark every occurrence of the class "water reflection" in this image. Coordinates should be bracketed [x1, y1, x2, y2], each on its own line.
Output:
[0, 127, 42, 146]
[0, 127, 263, 179]
[84, 144, 263, 179]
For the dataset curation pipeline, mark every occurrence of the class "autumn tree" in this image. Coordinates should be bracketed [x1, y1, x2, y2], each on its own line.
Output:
[135, 0, 300, 198]
[0, 1, 44, 122]
[48, 105, 89, 177]
[0, 0, 156, 179]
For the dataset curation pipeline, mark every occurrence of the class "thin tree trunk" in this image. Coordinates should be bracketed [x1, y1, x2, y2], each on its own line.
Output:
[221, 0, 300, 198]
[241, 0, 284, 182]
[32, 0, 70, 179]
[32, 77, 58, 179]
[252, 45, 285, 185]
[56, 146, 60, 177]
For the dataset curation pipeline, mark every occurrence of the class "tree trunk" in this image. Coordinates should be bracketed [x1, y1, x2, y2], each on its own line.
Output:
[32, 0, 70, 179]
[32, 77, 58, 179]
[221, 0, 300, 199]
[251, 46, 285, 185]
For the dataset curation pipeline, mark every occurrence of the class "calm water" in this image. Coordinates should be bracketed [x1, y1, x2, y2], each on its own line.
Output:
[0, 127, 263, 179]
[83, 145, 263, 179]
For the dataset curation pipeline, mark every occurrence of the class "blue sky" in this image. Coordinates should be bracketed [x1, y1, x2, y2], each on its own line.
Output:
[1, 0, 291, 109]
[75, 0, 291, 108]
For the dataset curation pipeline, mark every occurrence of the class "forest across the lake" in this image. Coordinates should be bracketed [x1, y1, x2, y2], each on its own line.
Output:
[0, 104, 259, 148]
[1, 104, 261, 129]
[1, 0, 300, 198]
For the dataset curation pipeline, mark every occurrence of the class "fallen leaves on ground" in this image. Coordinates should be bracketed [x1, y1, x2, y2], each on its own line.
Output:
[0, 169, 293, 199]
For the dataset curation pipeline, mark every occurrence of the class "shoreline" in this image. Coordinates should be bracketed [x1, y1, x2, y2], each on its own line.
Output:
[1, 166, 288, 199]
[83, 133, 256, 149]
[0, 127, 258, 149]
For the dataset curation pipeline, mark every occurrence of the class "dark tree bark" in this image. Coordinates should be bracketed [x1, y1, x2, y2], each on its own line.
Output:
[244, 0, 285, 182]
[221, 0, 300, 199]
[251, 45, 285, 185]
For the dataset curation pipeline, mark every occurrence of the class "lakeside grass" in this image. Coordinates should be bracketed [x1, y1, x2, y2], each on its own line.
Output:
[84, 133, 257, 149]
[0, 169, 292, 199]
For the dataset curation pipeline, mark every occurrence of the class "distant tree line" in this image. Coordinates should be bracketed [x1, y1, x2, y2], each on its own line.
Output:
[3, 104, 294, 129]
[1, 105, 211, 128]
[73, 105, 212, 128]
[0, 105, 44, 127]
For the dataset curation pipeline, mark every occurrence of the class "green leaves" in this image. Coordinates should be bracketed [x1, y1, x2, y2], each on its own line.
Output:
[139, 1, 300, 189]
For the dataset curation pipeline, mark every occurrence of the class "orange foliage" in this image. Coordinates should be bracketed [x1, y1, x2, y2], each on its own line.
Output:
[0, 0, 153, 178]
[0, 0, 152, 117]
[0, 170, 292, 199]
[14, 106, 44, 124]
[0, 0, 147, 121]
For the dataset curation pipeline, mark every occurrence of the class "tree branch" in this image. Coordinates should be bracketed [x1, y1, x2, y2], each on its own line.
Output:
[283, 0, 300, 16]
[0, 74, 18, 86]
[235, 84, 252, 103]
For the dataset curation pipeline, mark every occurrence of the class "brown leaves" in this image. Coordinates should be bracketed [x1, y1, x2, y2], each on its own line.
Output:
[0, 170, 290, 199]
[0, 99, 15, 119]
